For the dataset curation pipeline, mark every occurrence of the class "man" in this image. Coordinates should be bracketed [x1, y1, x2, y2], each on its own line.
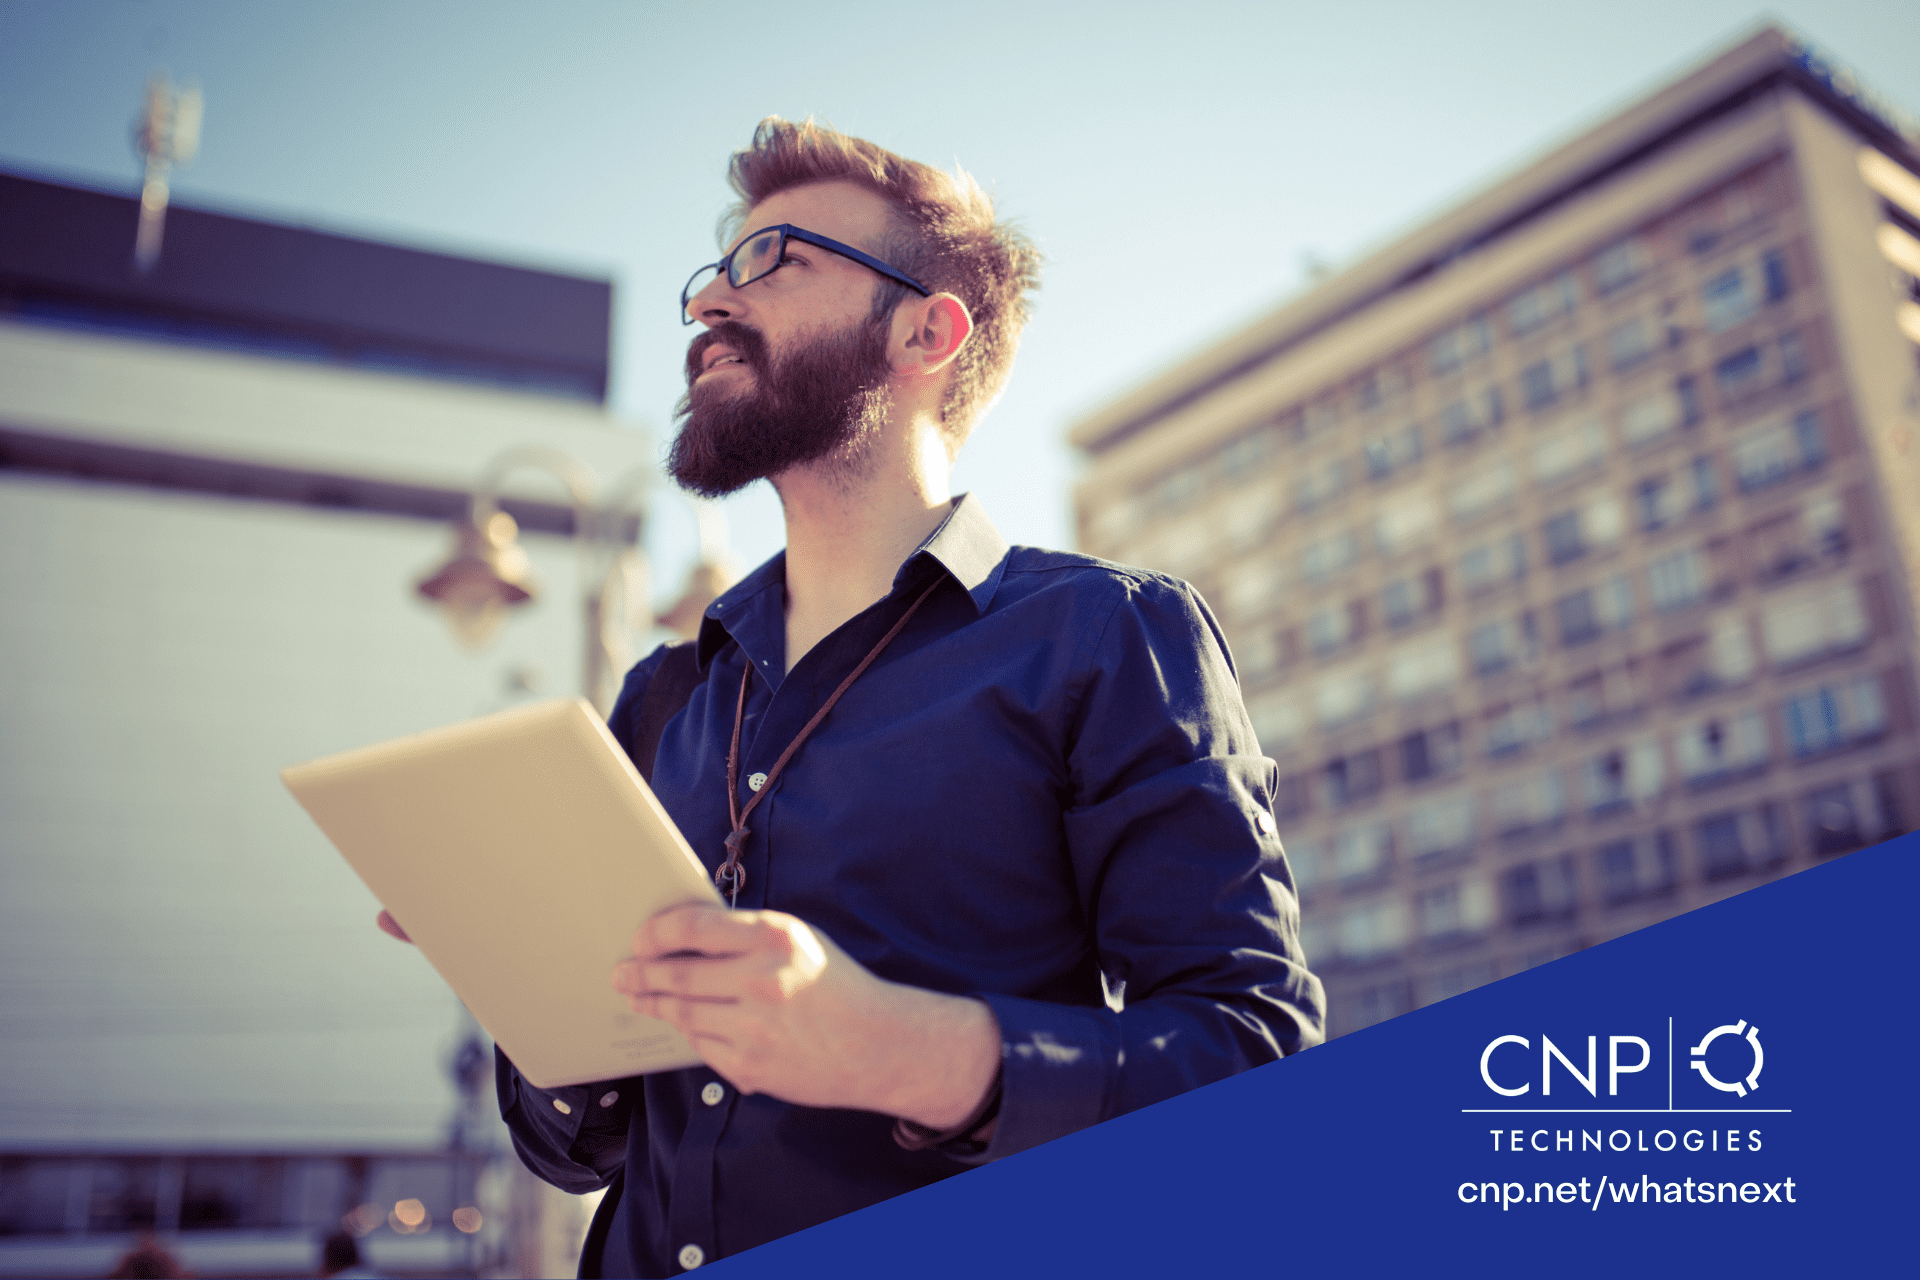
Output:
[390, 117, 1322, 1276]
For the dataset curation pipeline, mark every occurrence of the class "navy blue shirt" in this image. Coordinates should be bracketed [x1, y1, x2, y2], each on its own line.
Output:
[496, 495, 1324, 1276]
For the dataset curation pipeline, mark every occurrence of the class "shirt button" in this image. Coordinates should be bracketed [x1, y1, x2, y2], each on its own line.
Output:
[1256, 810, 1276, 836]
[678, 1243, 705, 1269]
[551, 1099, 571, 1115]
[701, 1081, 725, 1106]
[599, 1090, 619, 1108]
[747, 772, 768, 793]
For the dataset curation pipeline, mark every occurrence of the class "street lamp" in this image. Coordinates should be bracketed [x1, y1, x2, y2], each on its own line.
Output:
[416, 446, 651, 715]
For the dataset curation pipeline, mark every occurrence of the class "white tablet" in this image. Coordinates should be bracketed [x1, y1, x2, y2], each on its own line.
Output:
[282, 697, 720, 1088]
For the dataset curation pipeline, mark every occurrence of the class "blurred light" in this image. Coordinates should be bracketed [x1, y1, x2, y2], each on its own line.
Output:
[416, 509, 536, 649]
[1897, 303, 1920, 346]
[451, 1206, 484, 1234]
[343, 1203, 384, 1237]
[1877, 223, 1920, 279]
[390, 1197, 429, 1233]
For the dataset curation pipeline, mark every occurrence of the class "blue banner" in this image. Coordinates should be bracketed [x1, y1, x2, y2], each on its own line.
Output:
[716, 831, 1917, 1276]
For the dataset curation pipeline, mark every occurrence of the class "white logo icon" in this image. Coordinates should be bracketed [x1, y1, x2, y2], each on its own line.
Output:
[1689, 1020, 1764, 1097]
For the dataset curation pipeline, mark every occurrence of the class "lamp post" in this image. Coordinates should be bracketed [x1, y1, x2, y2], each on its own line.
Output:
[415, 446, 654, 714]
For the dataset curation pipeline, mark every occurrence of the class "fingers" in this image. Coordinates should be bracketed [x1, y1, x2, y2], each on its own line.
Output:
[639, 903, 794, 962]
[376, 910, 412, 944]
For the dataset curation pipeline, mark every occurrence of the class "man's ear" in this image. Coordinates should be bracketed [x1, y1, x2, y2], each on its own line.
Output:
[890, 292, 973, 377]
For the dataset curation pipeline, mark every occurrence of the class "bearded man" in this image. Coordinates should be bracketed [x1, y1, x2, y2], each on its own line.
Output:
[487, 118, 1323, 1276]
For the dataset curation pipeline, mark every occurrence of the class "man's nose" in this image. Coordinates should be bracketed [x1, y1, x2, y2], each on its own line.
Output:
[687, 273, 743, 327]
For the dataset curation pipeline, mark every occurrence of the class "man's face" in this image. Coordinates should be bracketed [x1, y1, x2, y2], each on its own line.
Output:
[669, 182, 904, 497]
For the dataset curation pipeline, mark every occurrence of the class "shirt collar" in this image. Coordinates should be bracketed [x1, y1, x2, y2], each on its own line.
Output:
[692, 493, 1011, 669]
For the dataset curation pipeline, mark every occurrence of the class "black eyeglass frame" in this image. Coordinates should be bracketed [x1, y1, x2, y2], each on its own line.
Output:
[680, 224, 931, 324]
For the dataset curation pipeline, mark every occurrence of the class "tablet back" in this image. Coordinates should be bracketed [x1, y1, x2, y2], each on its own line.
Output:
[282, 697, 717, 1087]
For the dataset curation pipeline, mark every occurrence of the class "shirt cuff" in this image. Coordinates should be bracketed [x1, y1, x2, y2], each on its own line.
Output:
[494, 1046, 633, 1189]
[972, 993, 1121, 1160]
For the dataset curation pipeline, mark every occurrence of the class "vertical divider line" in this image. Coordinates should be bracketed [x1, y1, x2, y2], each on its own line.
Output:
[1667, 1015, 1673, 1112]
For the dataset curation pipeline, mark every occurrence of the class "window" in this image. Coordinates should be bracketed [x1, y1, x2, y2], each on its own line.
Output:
[1348, 980, 1413, 1029]
[1324, 750, 1384, 808]
[1336, 899, 1407, 963]
[1544, 510, 1585, 565]
[1273, 773, 1308, 823]
[1403, 792, 1474, 860]
[1292, 457, 1349, 514]
[1354, 364, 1410, 413]
[1779, 330, 1810, 383]
[1522, 345, 1587, 411]
[1556, 575, 1633, 646]
[1531, 417, 1606, 485]
[1437, 387, 1503, 447]
[1380, 568, 1442, 630]
[1374, 496, 1438, 558]
[1714, 345, 1764, 401]
[1763, 248, 1791, 301]
[1305, 603, 1359, 657]
[1401, 722, 1463, 783]
[1247, 692, 1304, 754]
[1490, 768, 1567, 835]
[1301, 528, 1361, 582]
[1314, 667, 1375, 729]
[1417, 878, 1494, 941]
[1635, 475, 1675, 530]
[1619, 386, 1685, 447]
[1701, 265, 1757, 331]
[1285, 839, 1323, 893]
[1459, 533, 1525, 594]
[1581, 739, 1664, 811]
[1760, 579, 1869, 666]
[1695, 806, 1788, 879]
[1597, 833, 1677, 904]
[1503, 856, 1577, 925]
[1469, 613, 1532, 676]
[1594, 235, 1652, 294]
[1648, 545, 1709, 612]
[1606, 316, 1654, 371]
[1484, 696, 1552, 755]
[1364, 422, 1423, 479]
[1448, 460, 1516, 523]
[1508, 273, 1580, 337]
[1675, 708, 1770, 782]
[1731, 411, 1824, 491]
[1667, 618, 1757, 697]
[1221, 557, 1287, 619]
[1566, 663, 1640, 727]
[1387, 634, 1457, 698]
[1783, 676, 1887, 757]
[1689, 455, 1719, 509]
[1803, 778, 1898, 855]
[1430, 316, 1492, 377]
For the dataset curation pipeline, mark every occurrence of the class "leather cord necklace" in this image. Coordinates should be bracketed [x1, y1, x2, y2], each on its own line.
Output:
[714, 576, 943, 906]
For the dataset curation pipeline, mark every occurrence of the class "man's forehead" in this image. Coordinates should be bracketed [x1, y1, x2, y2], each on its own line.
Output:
[734, 181, 894, 252]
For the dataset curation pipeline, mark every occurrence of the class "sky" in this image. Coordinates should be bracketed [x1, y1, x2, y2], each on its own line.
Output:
[1, 0, 1914, 587]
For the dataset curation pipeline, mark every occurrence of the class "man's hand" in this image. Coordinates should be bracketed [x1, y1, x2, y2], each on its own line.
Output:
[612, 903, 1000, 1130]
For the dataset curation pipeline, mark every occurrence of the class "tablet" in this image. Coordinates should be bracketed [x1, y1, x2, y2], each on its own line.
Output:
[282, 697, 720, 1088]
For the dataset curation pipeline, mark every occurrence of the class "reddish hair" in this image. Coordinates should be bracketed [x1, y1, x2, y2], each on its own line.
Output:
[722, 117, 1043, 444]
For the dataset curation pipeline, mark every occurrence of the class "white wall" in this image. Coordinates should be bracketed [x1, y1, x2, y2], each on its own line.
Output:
[0, 472, 598, 1150]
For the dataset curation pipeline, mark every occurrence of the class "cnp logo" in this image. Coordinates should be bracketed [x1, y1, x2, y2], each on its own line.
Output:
[1690, 1019, 1764, 1097]
[1477, 1020, 1766, 1099]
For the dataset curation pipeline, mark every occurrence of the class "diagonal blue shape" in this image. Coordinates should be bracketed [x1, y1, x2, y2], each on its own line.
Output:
[709, 831, 1917, 1277]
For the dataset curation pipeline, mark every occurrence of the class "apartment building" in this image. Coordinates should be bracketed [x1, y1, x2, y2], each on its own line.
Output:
[1068, 28, 1920, 1037]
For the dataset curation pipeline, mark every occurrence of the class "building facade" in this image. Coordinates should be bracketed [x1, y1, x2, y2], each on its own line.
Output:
[0, 171, 643, 1276]
[1069, 30, 1920, 1038]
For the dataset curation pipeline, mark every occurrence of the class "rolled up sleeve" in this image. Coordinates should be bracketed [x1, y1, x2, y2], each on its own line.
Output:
[980, 575, 1325, 1159]
[494, 1047, 635, 1192]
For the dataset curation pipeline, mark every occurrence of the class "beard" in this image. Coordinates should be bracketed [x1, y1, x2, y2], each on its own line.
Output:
[667, 317, 894, 498]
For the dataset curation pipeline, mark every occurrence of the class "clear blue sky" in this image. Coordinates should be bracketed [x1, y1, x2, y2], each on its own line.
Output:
[2, 0, 1913, 582]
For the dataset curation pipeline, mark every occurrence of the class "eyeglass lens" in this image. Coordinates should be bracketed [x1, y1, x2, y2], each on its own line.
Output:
[682, 228, 788, 322]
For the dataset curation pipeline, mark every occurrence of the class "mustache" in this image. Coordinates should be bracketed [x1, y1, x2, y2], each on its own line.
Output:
[684, 321, 770, 388]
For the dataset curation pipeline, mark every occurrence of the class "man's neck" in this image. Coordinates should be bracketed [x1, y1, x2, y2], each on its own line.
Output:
[774, 424, 952, 674]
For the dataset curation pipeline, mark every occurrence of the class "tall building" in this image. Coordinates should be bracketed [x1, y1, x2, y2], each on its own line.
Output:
[1068, 29, 1920, 1038]
[0, 170, 643, 1276]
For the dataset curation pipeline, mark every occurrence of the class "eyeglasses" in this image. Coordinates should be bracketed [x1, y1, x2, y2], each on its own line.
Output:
[680, 224, 930, 324]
